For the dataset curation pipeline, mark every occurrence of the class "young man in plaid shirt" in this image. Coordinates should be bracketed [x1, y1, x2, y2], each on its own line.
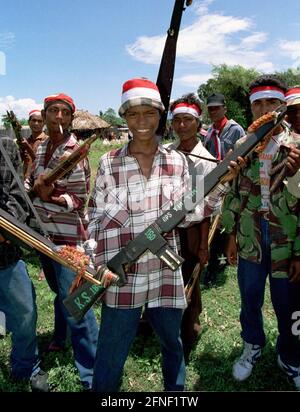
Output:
[88, 78, 190, 392]
[25, 93, 98, 391]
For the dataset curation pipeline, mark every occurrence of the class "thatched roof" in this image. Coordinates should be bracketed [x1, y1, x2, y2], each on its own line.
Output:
[72, 110, 110, 130]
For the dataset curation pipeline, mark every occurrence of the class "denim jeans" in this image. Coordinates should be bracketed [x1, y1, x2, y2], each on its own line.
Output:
[39, 254, 99, 388]
[93, 304, 185, 392]
[38, 253, 68, 347]
[237, 218, 300, 367]
[0, 260, 40, 378]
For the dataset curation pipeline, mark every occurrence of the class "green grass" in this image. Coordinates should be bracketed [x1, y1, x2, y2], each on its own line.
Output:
[0, 142, 293, 392]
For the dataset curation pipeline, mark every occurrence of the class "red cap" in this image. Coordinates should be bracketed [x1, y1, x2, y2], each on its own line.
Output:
[44, 93, 76, 113]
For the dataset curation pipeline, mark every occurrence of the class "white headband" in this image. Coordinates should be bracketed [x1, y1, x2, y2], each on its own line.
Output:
[172, 103, 201, 118]
[249, 87, 285, 104]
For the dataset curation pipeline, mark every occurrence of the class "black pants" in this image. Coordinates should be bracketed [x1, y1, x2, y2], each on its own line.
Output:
[204, 229, 227, 284]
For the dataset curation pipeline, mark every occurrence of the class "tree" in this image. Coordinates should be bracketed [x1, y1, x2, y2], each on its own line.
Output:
[198, 64, 259, 129]
[197, 65, 300, 130]
[99, 108, 125, 127]
[276, 68, 300, 88]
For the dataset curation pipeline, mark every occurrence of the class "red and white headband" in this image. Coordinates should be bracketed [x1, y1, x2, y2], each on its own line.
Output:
[285, 87, 300, 105]
[249, 86, 285, 104]
[171, 102, 201, 118]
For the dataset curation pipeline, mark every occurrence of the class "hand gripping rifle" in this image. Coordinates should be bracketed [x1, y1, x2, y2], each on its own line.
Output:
[28, 133, 98, 198]
[63, 106, 287, 321]
[156, 0, 193, 137]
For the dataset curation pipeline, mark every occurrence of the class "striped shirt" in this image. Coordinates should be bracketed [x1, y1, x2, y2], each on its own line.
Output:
[25, 133, 90, 246]
[88, 143, 189, 309]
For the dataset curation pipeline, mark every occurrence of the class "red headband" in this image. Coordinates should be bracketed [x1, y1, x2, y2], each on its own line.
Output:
[44, 93, 76, 113]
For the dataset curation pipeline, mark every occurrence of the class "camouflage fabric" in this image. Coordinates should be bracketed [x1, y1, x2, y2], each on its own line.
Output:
[222, 129, 300, 278]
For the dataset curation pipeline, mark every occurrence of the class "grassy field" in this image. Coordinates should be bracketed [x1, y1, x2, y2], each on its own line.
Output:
[0, 141, 293, 392]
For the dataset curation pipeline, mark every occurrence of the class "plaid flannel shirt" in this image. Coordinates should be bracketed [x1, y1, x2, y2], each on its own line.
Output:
[88, 143, 189, 309]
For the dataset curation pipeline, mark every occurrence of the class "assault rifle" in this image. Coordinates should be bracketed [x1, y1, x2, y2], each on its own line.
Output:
[63, 106, 287, 321]
[28, 133, 98, 198]
[5, 110, 29, 162]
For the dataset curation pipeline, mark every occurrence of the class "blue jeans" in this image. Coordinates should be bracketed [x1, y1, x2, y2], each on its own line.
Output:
[238, 218, 300, 367]
[39, 254, 99, 388]
[0, 260, 40, 378]
[93, 304, 185, 392]
[39, 253, 67, 347]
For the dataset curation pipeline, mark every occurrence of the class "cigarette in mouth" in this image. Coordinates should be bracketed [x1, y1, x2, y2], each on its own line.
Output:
[59, 124, 63, 134]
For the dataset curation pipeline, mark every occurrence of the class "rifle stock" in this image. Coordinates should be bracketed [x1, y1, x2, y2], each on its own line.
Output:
[63, 106, 287, 321]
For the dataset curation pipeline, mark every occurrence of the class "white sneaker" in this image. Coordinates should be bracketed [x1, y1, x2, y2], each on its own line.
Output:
[232, 342, 262, 381]
[278, 355, 300, 391]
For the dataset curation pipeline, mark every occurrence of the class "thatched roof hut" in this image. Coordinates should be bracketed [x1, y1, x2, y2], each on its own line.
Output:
[72, 110, 110, 131]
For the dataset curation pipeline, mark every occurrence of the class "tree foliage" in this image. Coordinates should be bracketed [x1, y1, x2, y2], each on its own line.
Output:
[275, 68, 300, 89]
[99, 107, 125, 127]
[197, 64, 300, 129]
[1, 114, 27, 128]
[198, 64, 259, 129]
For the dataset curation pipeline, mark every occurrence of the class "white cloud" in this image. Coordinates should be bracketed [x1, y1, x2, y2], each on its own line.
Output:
[278, 40, 300, 67]
[240, 32, 268, 49]
[195, 0, 214, 16]
[0, 96, 42, 122]
[126, 35, 164, 64]
[126, 0, 274, 71]
[176, 73, 211, 87]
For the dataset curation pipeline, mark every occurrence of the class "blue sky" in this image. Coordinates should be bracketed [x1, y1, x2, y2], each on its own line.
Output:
[1, 0, 300, 120]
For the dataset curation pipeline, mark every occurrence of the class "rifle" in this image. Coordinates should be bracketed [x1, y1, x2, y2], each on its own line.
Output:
[63, 106, 287, 322]
[156, 0, 192, 137]
[28, 133, 98, 198]
[0, 207, 122, 290]
[184, 213, 220, 302]
[5, 110, 28, 162]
